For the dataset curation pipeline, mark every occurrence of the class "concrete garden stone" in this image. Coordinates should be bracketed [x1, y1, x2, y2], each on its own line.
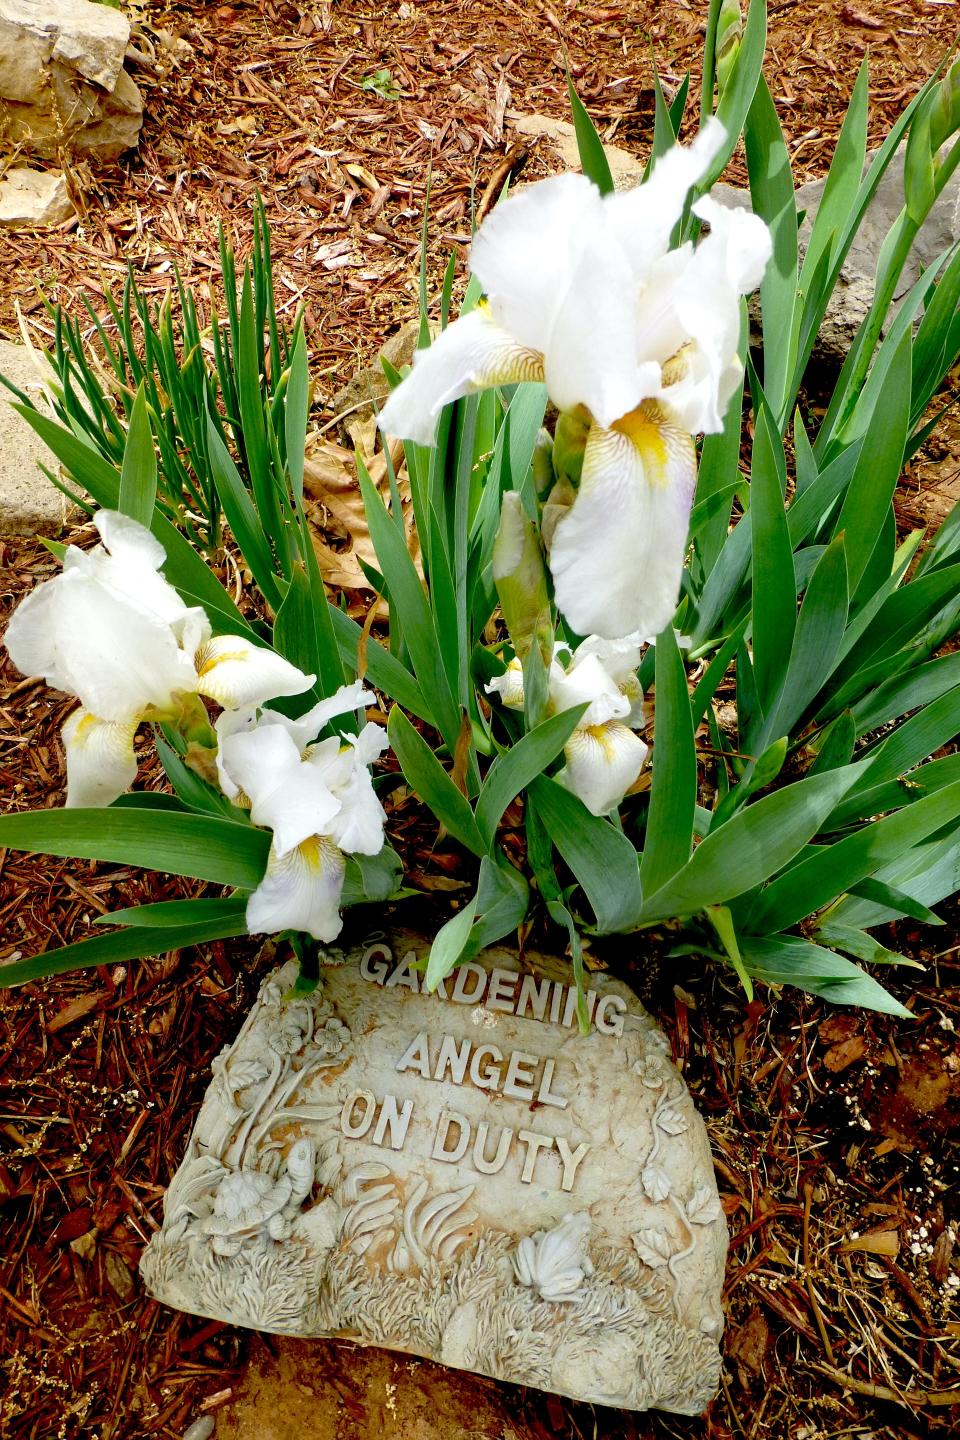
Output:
[142, 933, 728, 1416]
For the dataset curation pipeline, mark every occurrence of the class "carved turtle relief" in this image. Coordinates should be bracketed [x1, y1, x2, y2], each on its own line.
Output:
[141, 933, 728, 1415]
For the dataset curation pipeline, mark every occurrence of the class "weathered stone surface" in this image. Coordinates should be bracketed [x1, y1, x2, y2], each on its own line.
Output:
[0, 166, 74, 226]
[0, 340, 75, 535]
[0, 0, 129, 89]
[142, 933, 727, 1416]
[510, 111, 960, 363]
[0, 0, 143, 162]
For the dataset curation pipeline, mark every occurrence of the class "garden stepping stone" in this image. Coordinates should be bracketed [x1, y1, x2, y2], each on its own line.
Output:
[142, 932, 727, 1416]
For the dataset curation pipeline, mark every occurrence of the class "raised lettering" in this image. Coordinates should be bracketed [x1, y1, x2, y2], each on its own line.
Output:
[432, 1110, 470, 1163]
[549, 982, 564, 1024]
[595, 994, 626, 1036]
[517, 1129, 553, 1184]
[556, 1137, 590, 1191]
[434, 1034, 470, 1085]
[516, 973, 550, 1023]
[562, 986, 597, 1028]
[372, 1092, 413, 1150]
[395, 1031, 431, 1079]
[340, 1090, 376, 1139]
[503, 1048, 539, 1101]
[469, 1043, 503, 1089]
[472, 1121, 512, 1175]
[359, 944, 391, 984]
[486, 966, 518, 1014]
[536, 1056, 567, 1109]
[451, 962, 486, 1004]
[385, 952, 421, 992]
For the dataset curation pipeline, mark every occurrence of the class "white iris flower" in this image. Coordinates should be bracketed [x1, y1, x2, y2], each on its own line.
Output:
[3, 511, 314, 807]
[486, 636, 648, 816]
[378, 122, 771, 642]
[216, 682, 389, 942]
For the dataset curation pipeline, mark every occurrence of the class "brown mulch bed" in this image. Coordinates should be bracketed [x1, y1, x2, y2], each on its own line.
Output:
[3, 0, 958, 404]
[3, 1, 960, 1437]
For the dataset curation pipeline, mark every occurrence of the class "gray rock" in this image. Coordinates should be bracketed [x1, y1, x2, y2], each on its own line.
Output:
[0, 167, 74, 226]
[793, 148, 960, 359]
[329, 320, 422, 433]
[0, 0, 143, 162]
[510, 111, 960, 365]
[142, 933, 728, 1416]
[0, 340, 75, 536]
[182, 1418, 215, 1440]
[0, 0, 130, 89]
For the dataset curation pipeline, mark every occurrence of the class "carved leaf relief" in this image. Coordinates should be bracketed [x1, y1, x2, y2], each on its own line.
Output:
[656, 1105, 690, 1136]
[685, 1184, 724, 1226]
[640, 1163, 672, 1203]
[631, 1227, 673, 1269]
[394, 1178, 477, 1271]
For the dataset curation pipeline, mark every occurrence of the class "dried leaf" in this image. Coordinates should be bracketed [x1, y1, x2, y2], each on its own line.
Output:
[728, 1305, 770, 1377]
[823, 1035, 868, 1072]
[841, 1226, 900, 1257]
[303, 436, 418, 600]
[47, 992, 101, 1034]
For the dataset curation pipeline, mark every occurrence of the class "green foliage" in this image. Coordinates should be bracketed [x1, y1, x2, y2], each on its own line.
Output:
[361, 69, 401, 100]
[5, 0, 960, 1029]
[1, 197, 302, 551]
[367, 17, 960, 1017]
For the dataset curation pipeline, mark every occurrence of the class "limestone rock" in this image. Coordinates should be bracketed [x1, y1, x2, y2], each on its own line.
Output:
[142, 932, 728, 1416]
[510, 111, 960, 365]
[0, 339, 75, 535]
[0, 0, 143, 162]
[0, 167, 74, 226]
[328, 320, 422, 434]
[0, 0, 130, 88]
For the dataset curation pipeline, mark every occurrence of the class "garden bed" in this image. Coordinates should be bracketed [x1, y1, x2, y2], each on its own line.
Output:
[2, 2, 960, 1437]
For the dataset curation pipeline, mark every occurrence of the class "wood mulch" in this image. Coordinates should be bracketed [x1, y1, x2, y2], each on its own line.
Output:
[2, 1, 960, 1437]
[3, 0, 958, 403]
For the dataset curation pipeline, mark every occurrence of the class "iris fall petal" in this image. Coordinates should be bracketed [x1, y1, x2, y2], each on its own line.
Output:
[549, 406, 696, 641]
[62, 707, 139, 808]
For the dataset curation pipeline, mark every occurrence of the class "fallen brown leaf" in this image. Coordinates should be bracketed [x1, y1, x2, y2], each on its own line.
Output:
[727, 1305, 770, 1379]
[823, 1035, 868, 1072]
[46, 992, 101, 1034]
[303, 434, 418, 604]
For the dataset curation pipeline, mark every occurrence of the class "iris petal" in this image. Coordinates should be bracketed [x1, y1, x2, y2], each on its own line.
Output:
[193, 635, 314, 710]
[246, 836, 347, 941]
[62, 707, 139, 808]
[559, 721, 649, 816]
[378, 308, 544, 445]
[549, 407, 696, 641]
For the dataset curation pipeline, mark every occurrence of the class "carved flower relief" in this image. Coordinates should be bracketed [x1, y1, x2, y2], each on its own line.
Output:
[262, 1003, 313, 1057]
[632, 1054, 667, 1090]
[313, 1016, 351, 1059]
[514, 1211, 594, 1303]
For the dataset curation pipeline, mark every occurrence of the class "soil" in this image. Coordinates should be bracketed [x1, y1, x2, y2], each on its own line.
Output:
[2, 2, 960, 1439]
